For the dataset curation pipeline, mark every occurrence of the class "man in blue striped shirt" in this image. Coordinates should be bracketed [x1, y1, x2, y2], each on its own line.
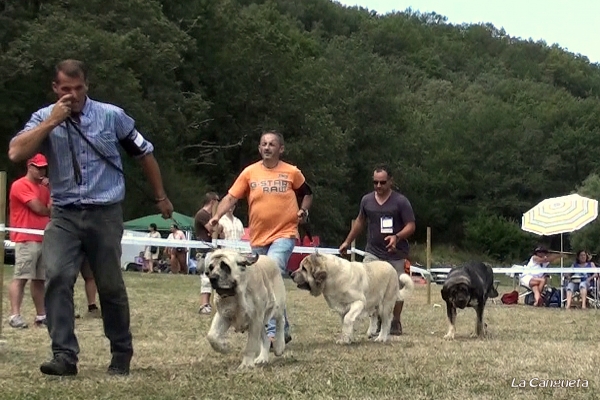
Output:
[8, 59, 174, 377]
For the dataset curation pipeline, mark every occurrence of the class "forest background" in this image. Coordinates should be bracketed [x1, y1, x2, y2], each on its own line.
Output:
[2, 0, 600, 263]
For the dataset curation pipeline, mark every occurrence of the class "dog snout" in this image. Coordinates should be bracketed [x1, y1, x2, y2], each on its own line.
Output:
[209, 276, 220, 288]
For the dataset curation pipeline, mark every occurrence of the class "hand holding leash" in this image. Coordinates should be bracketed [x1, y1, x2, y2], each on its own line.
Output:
[156, 196, 173, 219]
[338, 242, 349, 255]
[297, 208, 308, 223]
[208, 216, 219, 227]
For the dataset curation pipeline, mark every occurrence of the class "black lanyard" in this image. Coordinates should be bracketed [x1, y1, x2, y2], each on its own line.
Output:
[65, 118, 83, 185]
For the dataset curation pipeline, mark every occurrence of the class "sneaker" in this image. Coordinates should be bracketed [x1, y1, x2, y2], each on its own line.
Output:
[9, 315, 28, 329]
[40, 357, 78, 376]
[368, 318, 402, 337]
[107, 353, 131, 376]
[390, 320, 402, 336]
[34, 317, 47, 327]
[88, 305, 101, 319]
[198, 304, 212, 315]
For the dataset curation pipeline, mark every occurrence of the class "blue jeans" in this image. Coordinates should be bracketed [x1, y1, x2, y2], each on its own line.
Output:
[251, 237, 295, 338]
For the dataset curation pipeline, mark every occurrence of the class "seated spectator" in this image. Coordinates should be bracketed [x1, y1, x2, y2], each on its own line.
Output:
[565, 250, 598, 309]
[134, 252, 144, 266]
[520, 246, 565, 307]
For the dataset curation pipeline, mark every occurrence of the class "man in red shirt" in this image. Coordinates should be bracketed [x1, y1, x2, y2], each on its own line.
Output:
[8, 153, 51, 328]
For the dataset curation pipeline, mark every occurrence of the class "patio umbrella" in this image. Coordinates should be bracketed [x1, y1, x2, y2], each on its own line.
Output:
[521, 193, 599, 306]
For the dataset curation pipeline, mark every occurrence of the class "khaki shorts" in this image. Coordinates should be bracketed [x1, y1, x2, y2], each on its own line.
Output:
[14, 242, 45, 280]
[363, 252, 407, 276]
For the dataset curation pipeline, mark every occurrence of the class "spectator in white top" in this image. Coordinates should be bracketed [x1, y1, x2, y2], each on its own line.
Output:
[218, 204, 244, 242]
[520, 246, 566, 306]
[167, 224, 187, 274]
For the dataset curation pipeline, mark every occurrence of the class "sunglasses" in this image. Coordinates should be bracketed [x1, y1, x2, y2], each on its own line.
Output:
[373, 180, 387, 186]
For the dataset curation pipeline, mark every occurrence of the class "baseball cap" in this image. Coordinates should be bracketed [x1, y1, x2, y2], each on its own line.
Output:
[27, 153, 48, 168]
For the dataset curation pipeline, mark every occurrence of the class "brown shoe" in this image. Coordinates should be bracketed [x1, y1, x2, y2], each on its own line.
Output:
[390, 320, 402, 336]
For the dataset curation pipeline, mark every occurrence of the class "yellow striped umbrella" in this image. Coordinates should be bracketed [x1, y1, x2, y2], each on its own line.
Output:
[521, 194, 598, 236]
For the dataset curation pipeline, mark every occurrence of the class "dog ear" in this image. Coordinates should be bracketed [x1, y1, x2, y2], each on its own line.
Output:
[313, 270, 327, 285]
[310, 260, 327, 284]
[237, 253, 259, 267]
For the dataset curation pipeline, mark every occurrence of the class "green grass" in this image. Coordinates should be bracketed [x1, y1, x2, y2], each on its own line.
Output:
[409, 243, 508, 266]
[1, 265, 599, 400]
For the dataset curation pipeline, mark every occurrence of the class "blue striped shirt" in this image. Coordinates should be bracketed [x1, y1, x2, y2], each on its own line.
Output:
[16, 97, 154, 207]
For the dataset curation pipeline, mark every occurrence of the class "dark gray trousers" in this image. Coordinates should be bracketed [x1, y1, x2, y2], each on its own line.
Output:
[42, 203, 132, 364]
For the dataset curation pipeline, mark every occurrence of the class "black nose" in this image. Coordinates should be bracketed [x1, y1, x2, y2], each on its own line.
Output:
[209, 277, 219, 285]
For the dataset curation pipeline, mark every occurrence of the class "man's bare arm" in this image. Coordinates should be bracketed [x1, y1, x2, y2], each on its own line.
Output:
[396, 221, 416, 240]
[299, 194, 313, 212]
[213, 194, 238, 222]
[8, 95, 73, 162]
[26, 199, 51, 216]
[137, 154, 167, 200]
[343, 214, 367, 245]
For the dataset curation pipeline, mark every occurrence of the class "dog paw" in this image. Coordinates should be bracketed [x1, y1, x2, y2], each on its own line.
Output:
[254, 355, 270, 365]
[238, 359, 256, 370]
[373, 335, 389, 343]
[207, 337, 229, 354]
[335, 336, 352, 345]
[443, 333, 455, 340]
[273, 342, 285, 356]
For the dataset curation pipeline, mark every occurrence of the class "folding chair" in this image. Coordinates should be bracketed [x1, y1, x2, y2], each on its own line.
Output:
[517, 273, 533, 299]
[563, 275, 600, 309]
[585, 276, 600, 309]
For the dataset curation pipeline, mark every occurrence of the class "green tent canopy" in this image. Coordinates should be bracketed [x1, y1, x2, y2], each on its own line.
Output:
[123, 211, 195, 231]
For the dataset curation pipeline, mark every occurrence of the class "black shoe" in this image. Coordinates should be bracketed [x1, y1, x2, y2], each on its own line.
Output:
[40, 357, 78, 376]
[107, 353, 131, 376]
[390, 320, 403, 336]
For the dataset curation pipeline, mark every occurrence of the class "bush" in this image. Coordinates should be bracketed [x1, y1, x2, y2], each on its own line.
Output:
[463, 211, 536, 262]
[570, 174, 600, 255]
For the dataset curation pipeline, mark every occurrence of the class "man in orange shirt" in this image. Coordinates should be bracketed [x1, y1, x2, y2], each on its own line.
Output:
[8, 154, 51, 328]
[209, 131, 313, 344]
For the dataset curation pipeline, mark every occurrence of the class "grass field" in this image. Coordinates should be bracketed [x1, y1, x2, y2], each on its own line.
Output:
[1, 265, 598, 400]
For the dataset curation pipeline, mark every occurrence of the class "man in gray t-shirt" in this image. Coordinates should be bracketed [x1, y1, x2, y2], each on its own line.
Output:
[339, 165, 416, 335]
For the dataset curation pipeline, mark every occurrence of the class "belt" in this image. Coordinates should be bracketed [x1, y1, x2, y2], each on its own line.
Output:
[58, 202, 119, 211]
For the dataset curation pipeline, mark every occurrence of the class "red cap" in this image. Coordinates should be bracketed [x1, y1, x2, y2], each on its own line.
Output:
[27, 153, 48, 168]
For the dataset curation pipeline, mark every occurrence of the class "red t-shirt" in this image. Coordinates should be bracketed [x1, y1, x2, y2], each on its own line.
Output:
[9, 177, 51, 243]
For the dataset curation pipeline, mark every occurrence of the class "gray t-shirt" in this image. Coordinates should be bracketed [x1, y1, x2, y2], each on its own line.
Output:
[359, 191, 415, 260]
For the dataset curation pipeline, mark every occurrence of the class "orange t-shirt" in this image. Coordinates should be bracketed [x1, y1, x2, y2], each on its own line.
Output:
[9, 177, 51, 243]
[228, 161, 305, 247]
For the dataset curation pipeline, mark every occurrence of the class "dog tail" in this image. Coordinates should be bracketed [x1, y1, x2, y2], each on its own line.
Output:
[397, 273, 415, 302]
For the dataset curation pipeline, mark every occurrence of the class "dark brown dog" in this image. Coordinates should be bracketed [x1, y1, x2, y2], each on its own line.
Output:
[441, 262, 498, 340]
